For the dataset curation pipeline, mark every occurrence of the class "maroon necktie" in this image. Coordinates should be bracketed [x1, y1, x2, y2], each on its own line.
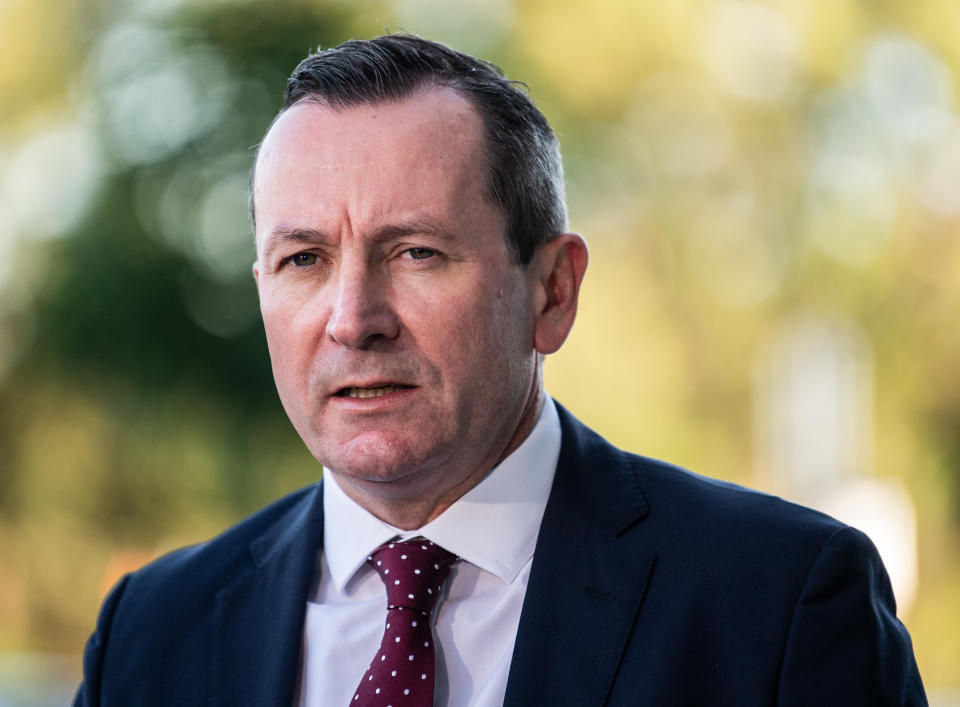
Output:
[351, 538, 458, 706]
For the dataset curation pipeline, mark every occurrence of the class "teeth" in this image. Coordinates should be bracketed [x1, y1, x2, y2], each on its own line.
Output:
[346, 386, 398, 399]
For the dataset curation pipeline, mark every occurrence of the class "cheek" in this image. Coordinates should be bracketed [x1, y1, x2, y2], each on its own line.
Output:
[261, 284, 323, 347]
[261, 300, 292, 358]
[422, 280, 530, 374]
[261, 301, 318, 393]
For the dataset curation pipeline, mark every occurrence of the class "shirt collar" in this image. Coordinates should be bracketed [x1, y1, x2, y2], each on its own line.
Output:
[322, 397, 561, 591]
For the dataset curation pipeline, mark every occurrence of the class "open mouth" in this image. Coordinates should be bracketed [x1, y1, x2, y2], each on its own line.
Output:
[335, 385, 413, 399]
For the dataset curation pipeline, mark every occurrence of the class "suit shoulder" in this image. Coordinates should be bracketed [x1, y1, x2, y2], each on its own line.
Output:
[78, 483, 322, 703]
[632, 453, 842, 540]
[117, 482, 322, 606]
[554, 401, 844, 549]
[612, 453, 885, 629]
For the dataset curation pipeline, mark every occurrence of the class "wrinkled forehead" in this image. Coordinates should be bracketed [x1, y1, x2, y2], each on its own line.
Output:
[250, 85, 496, 217]
[251, 88, 498, 249]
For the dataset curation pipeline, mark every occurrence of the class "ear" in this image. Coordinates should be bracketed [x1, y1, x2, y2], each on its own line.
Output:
[252, 260, 261, 286]
[531, 233, 589, 355]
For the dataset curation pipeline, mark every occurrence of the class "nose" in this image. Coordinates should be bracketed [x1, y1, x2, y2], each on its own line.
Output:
[325, 262, 400, 349]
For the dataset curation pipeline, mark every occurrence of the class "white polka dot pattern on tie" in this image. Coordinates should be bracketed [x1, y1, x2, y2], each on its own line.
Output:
[350, 538, 457, 707]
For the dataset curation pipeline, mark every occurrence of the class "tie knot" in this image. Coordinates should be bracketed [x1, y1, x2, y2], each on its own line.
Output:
[367, 538, 457, 616]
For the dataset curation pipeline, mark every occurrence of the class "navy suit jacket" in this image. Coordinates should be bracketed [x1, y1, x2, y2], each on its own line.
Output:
[75, 404, 926, 705]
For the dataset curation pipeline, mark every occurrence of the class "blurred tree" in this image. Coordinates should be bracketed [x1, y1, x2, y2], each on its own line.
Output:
[0, 0, 371, 650]
[0, 0, 957, 693]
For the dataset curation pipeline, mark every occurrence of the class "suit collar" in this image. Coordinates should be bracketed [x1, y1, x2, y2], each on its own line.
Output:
[549, 402, 650, 535]
[211, 483, 324, 707]
[504, 403, 656, 706]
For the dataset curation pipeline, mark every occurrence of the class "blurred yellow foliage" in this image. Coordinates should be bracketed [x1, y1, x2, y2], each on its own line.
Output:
[0, 0, 958, 696]
[0, 0, 78, 132]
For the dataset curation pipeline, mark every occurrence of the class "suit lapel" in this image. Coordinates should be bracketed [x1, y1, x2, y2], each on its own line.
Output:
[504, 404, 656, 707]
[210, 483, 324, 707]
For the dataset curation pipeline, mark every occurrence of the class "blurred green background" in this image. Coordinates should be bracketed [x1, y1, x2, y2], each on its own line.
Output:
[1, 0, 958, 701]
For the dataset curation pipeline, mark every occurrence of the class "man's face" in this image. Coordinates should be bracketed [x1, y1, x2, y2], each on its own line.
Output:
[253, 88, 541, 504]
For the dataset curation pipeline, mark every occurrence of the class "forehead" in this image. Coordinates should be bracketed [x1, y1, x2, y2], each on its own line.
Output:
[252, 88, 490, 238]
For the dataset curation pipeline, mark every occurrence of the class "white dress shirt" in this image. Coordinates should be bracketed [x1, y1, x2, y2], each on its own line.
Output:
[295, 398, 561, 706]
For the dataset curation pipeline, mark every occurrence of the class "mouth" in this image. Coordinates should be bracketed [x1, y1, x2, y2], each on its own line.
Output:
[334, 384, 414, 399]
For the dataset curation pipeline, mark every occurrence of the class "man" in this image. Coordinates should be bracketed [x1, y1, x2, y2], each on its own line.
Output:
[75, 34, 926, 706]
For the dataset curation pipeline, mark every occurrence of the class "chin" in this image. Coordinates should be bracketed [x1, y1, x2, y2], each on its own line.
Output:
[312, 429, 440, 482]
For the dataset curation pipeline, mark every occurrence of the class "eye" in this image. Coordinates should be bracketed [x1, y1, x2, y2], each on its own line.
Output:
[290, 252, 318, 267]
[405, 247, 436, 260]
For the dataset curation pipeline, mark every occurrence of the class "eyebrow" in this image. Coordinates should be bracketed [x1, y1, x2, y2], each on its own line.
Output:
[260, 217, 456, 261]
[372, 218, 456, 243]
[260, 226, 330, 262]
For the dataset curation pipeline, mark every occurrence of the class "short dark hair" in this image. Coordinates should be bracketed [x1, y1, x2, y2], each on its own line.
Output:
[251, 34, 567, 265]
